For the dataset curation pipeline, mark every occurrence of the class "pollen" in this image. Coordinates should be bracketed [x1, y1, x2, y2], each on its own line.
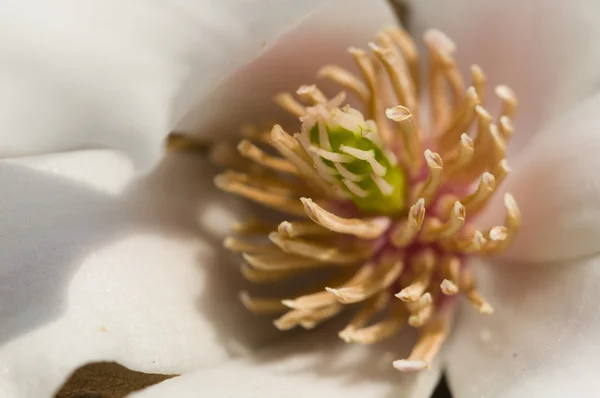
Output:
[214, 26, 521, 372]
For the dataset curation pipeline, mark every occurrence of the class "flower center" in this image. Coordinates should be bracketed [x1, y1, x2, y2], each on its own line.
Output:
[214, 27, 521, 372]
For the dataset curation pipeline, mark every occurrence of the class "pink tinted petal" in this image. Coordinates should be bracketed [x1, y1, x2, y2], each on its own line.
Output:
[445, 256, 600, 397]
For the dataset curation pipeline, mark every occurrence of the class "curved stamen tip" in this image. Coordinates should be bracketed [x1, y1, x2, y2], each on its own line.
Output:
[423, 29, 456, 54]
[479, 302, 495, 315]
[385, 105, 412, 122]
[393, 359, 428, 372]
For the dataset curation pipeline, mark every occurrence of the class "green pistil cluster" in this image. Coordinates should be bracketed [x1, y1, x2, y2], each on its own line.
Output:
[301, 106, 407, 215]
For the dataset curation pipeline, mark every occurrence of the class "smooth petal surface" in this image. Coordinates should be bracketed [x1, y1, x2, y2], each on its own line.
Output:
[410, 0, 600, 153]
[0, 0, 334, 169]
[478, 92, 600, 263]
[0, 150, 281, 397]
[130, 324, 442, 398]
[444, 256, 600, 398]
[177, 0, 398, 138]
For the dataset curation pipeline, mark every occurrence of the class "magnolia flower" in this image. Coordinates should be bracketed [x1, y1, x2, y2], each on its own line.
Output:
[0, 2, 599, 398]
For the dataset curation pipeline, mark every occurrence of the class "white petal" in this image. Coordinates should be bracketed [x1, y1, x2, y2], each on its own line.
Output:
[0, 0, 336, 169]
[411, 0, 600, 152]
[129, 325, 442, 398]
[177, 0, 398, 137]
[445, 256, 600, 397]
[0, 150, 280, 397]
[478, 92, 600, 262]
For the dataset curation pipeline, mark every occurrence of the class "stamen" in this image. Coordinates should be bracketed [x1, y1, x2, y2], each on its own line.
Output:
[384, 27, 419, 95]
[460, 267, 494, 314]
[495, 85, 517, 119]
[327, 260, 404, 304]
[437, 86, 479, 151]
[269, 125, 333, 195]
[386, 106, 422, 174]
[296, 84, 327, 105]
[223, 237, 278, 254]
[444, 133, 474, 178]
[407, 292, 434, 327]
[396, 249, 436, 302]
[424, 29, 456, 126]
[242, 252, 323, 271]
[277, 220, 331, 238]
[393, 313, 451, 372]
[335, 163, 367, 182]
[268, 232, 372, 264]
[339, 292, 391, 341]
[439, 255, 461, 295]
[274, 92, 306, 117]
[340, 301, 406, 344]
[239, 291, 288, 314]
[282, 265, 375, 310]
[471, 64, 486, 104]
[461, 172, 496, 215]
[317, 65, 369, 102]
[452, 229, 487, 254]
[240, 264, 301, 284]
[300, 197, 390, 239]
[391, 198, 426, 247]
[369, 39, 416, 111]
[214, 172, 306, 216]
[420, 201, 465, 241]
[412, 150, 443, 205]
[274, 303, 343, 331]
[499, 115, 514, 141]
[486, 193, 521, 253]
[232, 217, 276, 235]
[490, 159, 511, 188]
[237, 140, 298, 175]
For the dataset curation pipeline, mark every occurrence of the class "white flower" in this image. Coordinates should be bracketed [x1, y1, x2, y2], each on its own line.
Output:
[0, 1, 599, 398]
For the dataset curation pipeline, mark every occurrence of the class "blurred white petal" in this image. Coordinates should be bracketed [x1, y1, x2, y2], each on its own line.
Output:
[0, 0, 338, 169]
[410, 0, 600, 153]
[177, 0, 398, 137]
[0, 150, 279, 397]
[129, 325, 442, 398]
[445, 255, 600, 397]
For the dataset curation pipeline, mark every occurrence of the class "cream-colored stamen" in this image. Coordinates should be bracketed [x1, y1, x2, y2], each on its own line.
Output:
[447, 229, 487, 254]
[460, 267, 494, 314]
[282, 265, 375, 310]
[340, 301, 406, 344]
[339, 146, 387, 176]
[407, 292, 434, 327]
[339, 292, 391, 341]
[274, 303, 343, 331]
[277, 220, 331, 238]
[296, 84, 327, 105]
[384, 26, 419, 94]
[437, 86, 479, 151]
[223, 237, 278, 254]
[240, 291, 288, 314]
[439, 255, 461, 295]
[274, 92, 306, 117]
[232, 217, 277, 235]
[214, 173, 306, 216]
[396, 249, 436, 302]
[242, 252, 323, 271]
[490, 159, 511, 188]
[370, 40, 416, 111]
[270, 125, 333, 196]
[412, 151, 443, 205]
[317, 65, 370, 102]
[420, 201, 465, 241]
[269, 232, 371, 264]
[461, 172, 496, 214]
[496, 85, 517, 119]
[300, 197, 390, 239]
[327, 260, 403, 304]
[486, 194, 521, 253]
[393, 313, 451, 372]
[391, 198, 426, 247]
[499, 115, 514, 141]
[471, 64, 486, 104]
[308, 145, 354, 163]
[444, 133, 474, 178]
[424, 29, 456, 127]
[240, 264, 301, 284]
[237, 140, 298, 175]
[385, 106, 422, 173]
